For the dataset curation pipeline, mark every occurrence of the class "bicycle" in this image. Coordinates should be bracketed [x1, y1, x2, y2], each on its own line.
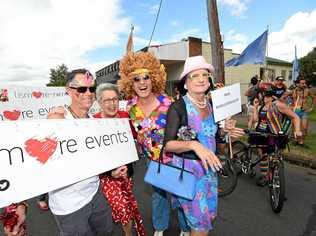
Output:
[217, 143, 238, 198]
[230, 130, 289, 213]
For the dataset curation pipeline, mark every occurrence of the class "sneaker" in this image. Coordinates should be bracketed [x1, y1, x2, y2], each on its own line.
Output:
[256, 176, 268, 187]
[179, 231, 190, 236]
[154, 231, 164, 236]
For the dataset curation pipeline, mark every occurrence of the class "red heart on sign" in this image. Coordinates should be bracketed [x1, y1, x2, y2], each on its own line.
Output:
[24, 137, 58, 164]
[3, 110, 21, 120]
[32, 91, 42, 99]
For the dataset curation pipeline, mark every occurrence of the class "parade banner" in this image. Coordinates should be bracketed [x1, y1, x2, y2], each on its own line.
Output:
[0, 118, 138, 207]
[0, 86, 70, 121]
[211, 83, 242, 122]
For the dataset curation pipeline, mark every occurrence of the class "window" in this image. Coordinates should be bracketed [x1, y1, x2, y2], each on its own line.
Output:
[281, 70, 286, 79]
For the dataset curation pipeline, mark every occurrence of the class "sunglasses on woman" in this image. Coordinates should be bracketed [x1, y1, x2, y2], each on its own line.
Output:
[69, 86, 96, 93]
[133, 75, 150, 83]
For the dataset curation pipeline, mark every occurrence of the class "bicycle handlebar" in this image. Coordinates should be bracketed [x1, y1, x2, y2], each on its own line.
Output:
[243, 129, 287, 138]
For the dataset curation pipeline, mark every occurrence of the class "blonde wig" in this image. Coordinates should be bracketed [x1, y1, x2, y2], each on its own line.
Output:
[118, 52, 166, 99]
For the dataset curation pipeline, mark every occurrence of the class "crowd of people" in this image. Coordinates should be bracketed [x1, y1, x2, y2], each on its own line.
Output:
[1, 51, 313, 236]
[245, 74, 314, 186]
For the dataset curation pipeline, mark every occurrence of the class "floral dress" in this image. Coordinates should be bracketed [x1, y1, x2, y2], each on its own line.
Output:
[128, 95, 172, 161]
[172, 95, 218, 231]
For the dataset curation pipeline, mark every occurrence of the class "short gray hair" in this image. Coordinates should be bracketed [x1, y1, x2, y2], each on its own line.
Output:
[96, 83, 119, 103]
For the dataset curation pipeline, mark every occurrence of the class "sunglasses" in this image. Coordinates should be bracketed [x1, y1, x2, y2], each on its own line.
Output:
[69, 86, 96, 93]
[188, 72, 213, 81]
[133, 75, 150, 83]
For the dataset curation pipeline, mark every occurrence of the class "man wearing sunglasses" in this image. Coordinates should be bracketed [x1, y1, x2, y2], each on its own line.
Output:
[5, 69, 113, 236]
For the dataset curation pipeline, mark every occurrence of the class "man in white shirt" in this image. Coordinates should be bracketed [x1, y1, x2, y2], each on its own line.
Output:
[4, 69, 113, 236]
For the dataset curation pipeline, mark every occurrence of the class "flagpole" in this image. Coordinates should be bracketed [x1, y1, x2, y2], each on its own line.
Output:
[265, 25, 269, 82]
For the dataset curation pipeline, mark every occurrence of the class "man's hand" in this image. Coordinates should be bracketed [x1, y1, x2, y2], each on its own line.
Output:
[47, 106, 66, 119]
[111, 166, 128, 179]
[224, 118, 245, 138]
[4, 204, 26, 236]
[253, 98, 260, 109]
[294, 130, 303, 139]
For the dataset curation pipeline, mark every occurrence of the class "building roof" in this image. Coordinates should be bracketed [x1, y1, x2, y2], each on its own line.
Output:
[266, 57, 292, 66]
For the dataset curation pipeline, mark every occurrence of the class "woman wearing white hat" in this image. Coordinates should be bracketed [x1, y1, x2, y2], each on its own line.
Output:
[164, 56, 243, 236]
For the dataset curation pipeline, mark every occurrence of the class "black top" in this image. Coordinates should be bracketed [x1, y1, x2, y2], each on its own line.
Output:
[272, 86, 286, 98]
[164, 97, 223, 159]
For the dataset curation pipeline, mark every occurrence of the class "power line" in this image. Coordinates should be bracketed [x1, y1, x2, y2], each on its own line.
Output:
[147, 0, 163, 48]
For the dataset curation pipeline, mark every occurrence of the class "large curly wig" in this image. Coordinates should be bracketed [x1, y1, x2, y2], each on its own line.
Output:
[118, 52, 166, 99]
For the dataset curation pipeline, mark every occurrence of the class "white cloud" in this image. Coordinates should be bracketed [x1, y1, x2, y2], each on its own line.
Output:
[224, 10, 316, 61]
[170, 20, 179, 27]
[224, 29, 248, 53]
[0, 0, 130, 85]
[268, 10, 316, 61]
[218, 0, 251, 17]
[149, 4, 160, 15]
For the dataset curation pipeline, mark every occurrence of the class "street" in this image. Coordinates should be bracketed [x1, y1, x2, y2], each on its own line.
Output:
[1, 159, 316, 236]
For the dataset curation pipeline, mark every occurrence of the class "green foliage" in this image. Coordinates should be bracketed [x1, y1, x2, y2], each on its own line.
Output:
[299, 47, 316, 86]
[310, 109, 316, 123]
[47, 64, 69, 87]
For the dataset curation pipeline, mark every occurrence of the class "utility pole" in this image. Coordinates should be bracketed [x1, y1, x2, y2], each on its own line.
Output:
[207, 0, 225, 84]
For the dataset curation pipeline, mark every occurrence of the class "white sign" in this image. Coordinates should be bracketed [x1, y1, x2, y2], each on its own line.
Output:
[0, 85, 69, 102]
[211, 83, 242, 122]
[0, 118, 138, 207]
[0, 86, 70, 121]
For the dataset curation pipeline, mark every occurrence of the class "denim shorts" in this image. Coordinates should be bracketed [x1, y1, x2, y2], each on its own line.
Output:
[295, 109, 309, 119]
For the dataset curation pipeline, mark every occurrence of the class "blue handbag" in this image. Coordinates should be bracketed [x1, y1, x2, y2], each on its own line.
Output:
[144, 148, 197, 200]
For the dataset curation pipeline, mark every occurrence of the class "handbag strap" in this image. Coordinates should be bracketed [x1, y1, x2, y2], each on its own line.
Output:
[158, 145, 185, 180]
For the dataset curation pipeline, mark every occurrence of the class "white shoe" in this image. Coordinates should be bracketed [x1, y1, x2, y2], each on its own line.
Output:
[153, 231, 164, 236]
[179, 231, 190, 236]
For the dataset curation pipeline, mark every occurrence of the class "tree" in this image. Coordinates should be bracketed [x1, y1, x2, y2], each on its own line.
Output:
[299, 47, 316, 86]
[47, 64, 69, 87]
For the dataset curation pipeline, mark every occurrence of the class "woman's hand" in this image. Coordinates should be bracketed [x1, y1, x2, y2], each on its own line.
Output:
[111, 166, 128, 178]
[4, 204, 26, 236]
[191, 141, 222, 172]
[223, 118, 245, 138]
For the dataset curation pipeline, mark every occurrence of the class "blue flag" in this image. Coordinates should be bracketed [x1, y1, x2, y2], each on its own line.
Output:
[291, 46, 299, 81]
[225, 30, 268, 67]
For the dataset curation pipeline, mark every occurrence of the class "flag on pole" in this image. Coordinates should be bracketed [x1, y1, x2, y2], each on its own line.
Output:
[225, 30, 268, 67]
[126, 25, 134, 53]
[291, 46, 299, 81]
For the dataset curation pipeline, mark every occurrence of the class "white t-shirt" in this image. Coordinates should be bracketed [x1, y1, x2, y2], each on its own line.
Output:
[48, 109, 100, 215]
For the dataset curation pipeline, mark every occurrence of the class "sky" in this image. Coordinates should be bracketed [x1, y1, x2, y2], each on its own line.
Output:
[0, 0, 315, 85]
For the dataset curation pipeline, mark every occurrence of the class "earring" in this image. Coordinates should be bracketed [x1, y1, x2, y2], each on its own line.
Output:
[184, 84, 187, 90]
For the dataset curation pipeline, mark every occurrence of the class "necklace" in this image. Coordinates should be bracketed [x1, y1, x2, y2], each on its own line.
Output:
[187, 93, 207, 109]
[68, 106, 89, 119]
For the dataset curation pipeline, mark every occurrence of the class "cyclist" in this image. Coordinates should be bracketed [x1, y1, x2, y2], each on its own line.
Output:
[251, 89, 302, 186]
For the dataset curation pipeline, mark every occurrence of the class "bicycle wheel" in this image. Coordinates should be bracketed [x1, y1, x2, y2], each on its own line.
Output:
[269, 160, 285, 213]
[218, 155, 238, 197]
[231, 140, 248, 174]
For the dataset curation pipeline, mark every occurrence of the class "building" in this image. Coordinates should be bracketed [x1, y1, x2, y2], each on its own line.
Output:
[96, 37, 293, 104]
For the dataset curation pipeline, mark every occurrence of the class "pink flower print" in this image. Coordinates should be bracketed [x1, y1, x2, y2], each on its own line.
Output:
[162, 97, 172, 106]
[188, 112, 202, 131]
[140, 118, 151, 128]
[159, 105, 169, 112]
